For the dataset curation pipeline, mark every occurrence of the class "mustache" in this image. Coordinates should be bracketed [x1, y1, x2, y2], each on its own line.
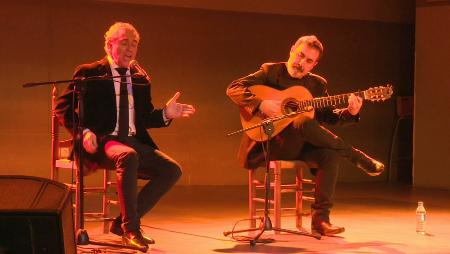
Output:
[293, 65, 304, 72]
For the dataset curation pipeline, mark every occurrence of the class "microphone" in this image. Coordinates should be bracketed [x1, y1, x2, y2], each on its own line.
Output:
[129, 60, 148, 78]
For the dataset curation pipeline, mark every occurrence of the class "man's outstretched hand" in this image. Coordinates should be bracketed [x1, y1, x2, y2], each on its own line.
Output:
[164, 92, 196, 119]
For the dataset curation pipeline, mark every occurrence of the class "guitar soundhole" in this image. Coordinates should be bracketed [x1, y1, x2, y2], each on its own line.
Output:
[282, 98, 300, 114]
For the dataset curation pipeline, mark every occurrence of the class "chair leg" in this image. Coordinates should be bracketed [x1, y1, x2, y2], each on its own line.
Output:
[102, 169, 110, 234]
[249, 169, 256, 229]
[296, 166, 304, 231]
[273, 161, 282, 234]
[74, 177, 82, 232]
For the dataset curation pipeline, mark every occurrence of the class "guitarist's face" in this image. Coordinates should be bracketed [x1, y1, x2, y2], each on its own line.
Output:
[287, 43, 319, 79]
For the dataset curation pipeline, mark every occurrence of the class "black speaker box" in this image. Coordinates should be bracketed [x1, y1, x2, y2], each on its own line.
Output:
[0, 175, 76, 254]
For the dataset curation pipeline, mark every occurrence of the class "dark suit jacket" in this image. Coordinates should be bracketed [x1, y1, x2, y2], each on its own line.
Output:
[226, 62, 358, 169]
[55, 57, 167, 173]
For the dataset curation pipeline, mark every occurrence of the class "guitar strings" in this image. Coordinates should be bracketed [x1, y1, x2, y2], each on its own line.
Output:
[284, 93, 357, 111]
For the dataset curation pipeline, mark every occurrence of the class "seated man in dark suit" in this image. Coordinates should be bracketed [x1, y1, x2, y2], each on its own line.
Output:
[226, 35, 384, 236]
[55, 22, 195, 251]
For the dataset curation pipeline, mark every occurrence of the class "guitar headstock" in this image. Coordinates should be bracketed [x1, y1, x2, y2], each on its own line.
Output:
[363, 85, 394, 102]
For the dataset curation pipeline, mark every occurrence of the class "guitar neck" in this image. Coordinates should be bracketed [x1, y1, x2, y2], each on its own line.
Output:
[304, 90, 365, 109]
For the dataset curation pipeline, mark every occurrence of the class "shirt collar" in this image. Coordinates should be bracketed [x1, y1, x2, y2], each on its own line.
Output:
[107, 55, 127, 72]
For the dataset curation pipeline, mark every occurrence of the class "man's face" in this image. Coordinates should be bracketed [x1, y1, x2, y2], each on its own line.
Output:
[108, 28, 139, 67]
[286, 43, 320, 79]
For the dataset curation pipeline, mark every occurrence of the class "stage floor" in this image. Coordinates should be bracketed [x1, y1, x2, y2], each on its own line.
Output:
[79, 182, 450, 253]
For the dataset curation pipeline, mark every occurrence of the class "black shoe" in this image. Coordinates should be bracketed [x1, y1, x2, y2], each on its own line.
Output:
[350, 148, 385, 176]
[312, 221, 345, 236]
[110, 221, 155, 245]
[109, 220, 124, 236]
[122, 231, 149, 253]
[138, 230, 155, 245]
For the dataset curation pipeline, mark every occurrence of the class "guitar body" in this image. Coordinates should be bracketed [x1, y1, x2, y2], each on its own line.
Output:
[240, 85, 315, 142]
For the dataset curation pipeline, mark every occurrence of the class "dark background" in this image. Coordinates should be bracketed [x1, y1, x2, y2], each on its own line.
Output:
[0, 0, 447, 189]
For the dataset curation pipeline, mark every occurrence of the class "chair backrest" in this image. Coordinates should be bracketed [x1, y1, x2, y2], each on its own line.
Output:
[51, 86, 75, 179]
[49, 86, 117, 233]
[51, 85, 60, 180]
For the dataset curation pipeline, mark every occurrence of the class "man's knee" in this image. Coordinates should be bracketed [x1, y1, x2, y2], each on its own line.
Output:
[164, 161, 182, 182]
[116, 150, 139, 169]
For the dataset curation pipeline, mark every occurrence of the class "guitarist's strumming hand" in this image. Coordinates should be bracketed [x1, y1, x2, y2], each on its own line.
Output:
[83, 130, 98, 154]
[347, 93, 363, 115]
[259, 100, 282, 117]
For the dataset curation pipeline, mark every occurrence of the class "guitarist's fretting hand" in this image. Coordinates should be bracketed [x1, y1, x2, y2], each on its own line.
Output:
[259, 100, 282, 117]
[347, 94, 363, 115]
[259, 94, 362, 118]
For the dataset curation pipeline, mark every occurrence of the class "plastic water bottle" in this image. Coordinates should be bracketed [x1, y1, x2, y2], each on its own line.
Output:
[416, 201, 426, 235]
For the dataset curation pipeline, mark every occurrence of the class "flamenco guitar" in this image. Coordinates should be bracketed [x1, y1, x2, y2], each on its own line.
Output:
[240, 85, 393, 142]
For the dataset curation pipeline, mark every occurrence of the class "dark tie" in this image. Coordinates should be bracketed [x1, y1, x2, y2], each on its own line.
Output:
[116, 67, 129, 138]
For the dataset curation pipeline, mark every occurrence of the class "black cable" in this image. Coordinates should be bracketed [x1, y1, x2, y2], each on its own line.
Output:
[221, 127, 272, 243]
[141, 224, 234, 242]
[229, 217, 263, 242]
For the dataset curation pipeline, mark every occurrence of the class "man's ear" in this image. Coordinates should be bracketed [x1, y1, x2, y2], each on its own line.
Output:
[106, 42, 112, 54]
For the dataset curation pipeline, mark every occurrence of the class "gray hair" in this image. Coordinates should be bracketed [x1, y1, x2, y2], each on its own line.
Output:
[104, 22, 140, 54]
[291, 35, 323, 59]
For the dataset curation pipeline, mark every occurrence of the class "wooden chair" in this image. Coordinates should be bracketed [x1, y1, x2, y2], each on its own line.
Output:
[50, 85, 117, 233]
[249, 160, 315, 233]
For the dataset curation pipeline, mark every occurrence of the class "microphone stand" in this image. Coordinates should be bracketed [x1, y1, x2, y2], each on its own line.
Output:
[23, 75, 148, 252]
[224, 110, 321, 245]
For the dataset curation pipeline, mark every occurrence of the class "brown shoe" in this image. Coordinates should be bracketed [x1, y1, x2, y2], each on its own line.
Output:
[122, 231, 149, 253]
[312, 221, 345, 236]
[351, 148, 385, 176]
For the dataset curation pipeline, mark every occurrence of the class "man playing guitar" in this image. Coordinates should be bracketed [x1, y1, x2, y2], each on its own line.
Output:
[226, 35, 388, 236]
